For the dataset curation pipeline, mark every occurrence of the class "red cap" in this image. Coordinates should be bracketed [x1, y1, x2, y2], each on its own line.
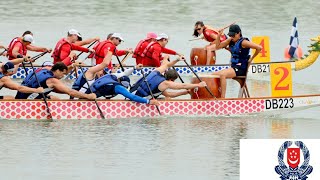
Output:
[146, 32, 157, 39]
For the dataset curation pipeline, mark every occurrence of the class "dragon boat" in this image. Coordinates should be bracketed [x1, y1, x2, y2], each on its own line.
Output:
[1, 36, 320, 120]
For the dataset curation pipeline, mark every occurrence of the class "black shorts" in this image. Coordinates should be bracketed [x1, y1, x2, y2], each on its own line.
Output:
[0, 96, 3, 99]
[232, 65, 247, 76]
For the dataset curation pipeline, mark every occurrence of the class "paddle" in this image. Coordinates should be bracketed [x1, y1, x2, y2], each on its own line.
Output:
[21, 61, 29, 76]
[76, 40, 97, 59]
[64, 40, 98, 79]
[73, 41, 97, 78]
[141, 69, 161, 115]
[114, 50, 134, 90]
[78, 65, 106, 119]
[114, 50, 126, 72]
[112, 52, 130, 72]
[188, 37, 204, 41]
[64, 53, 92, 80]
[183, 59, 217, 99]
[209, 22, 236, 34]
[0, 49, 7, 56]
[31, 51, 48, 61]
[21, 52, 49, 76]
[167, 58, 185, 83]
[29, 59, 53, 121]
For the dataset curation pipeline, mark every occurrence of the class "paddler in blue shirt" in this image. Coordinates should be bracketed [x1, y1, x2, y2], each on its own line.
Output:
[15, 62, 96, 100]
[131, 55, 207, 99]
[0, 57, 44, 99]
[212, 24, 262, 98]
[83, 64, 159, 106]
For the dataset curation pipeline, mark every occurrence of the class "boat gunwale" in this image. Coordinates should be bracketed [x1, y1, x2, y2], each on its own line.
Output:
[1, 93, 319, 102]
[20, 60, 296, 68]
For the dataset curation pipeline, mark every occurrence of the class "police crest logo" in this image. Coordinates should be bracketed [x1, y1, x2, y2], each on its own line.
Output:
[275, 141, 313, 180]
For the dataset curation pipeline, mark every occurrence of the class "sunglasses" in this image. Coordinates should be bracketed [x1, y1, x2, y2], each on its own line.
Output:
[116, 38, 122, 42]
[195, 28, 201, 31]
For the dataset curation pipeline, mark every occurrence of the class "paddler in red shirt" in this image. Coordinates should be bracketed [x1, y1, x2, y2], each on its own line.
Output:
[7, 31, 52, 60]
[141, 33, 183, 67]
[133, 32, 157, 64]
[91, 33, 132, 69]
[51, 29, 95, 66]
[193, 21, 228, 65]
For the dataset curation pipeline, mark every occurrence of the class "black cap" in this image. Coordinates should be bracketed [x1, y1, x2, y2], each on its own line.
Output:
[119, 76, 131, 88]
[228, 24, 241, 36]
[4, 61, 15, 72]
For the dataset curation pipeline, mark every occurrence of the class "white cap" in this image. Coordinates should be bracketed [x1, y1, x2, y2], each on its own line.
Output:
[23, 34, 34, 43]
[68, 29, 82, 40]
[111, 33, 124, 41]
[156, 33, 169, 40]
[42, 61, 54, 67]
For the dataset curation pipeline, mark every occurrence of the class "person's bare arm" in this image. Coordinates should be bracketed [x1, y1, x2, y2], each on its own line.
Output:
[241, 40, 262, 62]
[215, 29, 232, 49]
[10, 57, 24, 65]
[27, 45, 51, 52]
[101, 51, 113, 66]
[9, 56, 34, 65]
[85, 51, 112, 79]
[47, 78, 96, 99]
[74, 37, 99, 46]
[155, 56, 183, 73]
[0, 44, 7, 49]
[162, 90, 189, 98]
[2, 77, 44, 93]
[158, 81, 206, 91]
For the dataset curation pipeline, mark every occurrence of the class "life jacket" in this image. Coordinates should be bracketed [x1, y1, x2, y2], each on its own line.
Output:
[52, 38, 72, 63]
[93, 40, 115, 65]
[229, 37, 250, 69]
[15, 69, 54, 99]
[7, 37, 27, 60]
[203, 27, 227, 42]
[133, 39, 149, 58]
[141, 41, 159, 59]
[134, 71, 166, 98]
[89, 74, 121, 98]
[129, 71, 152, 93]
[72, 69, 96, 93]
[0, 72, 4, 90]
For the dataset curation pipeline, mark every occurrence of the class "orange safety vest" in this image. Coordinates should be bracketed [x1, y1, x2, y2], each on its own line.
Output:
[52, 38, 72, 63]
[203, 27, 227, 42]
[7, 37, 27, 60]
[133, 39, 149, 58]
[141, 41, 160, 59]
